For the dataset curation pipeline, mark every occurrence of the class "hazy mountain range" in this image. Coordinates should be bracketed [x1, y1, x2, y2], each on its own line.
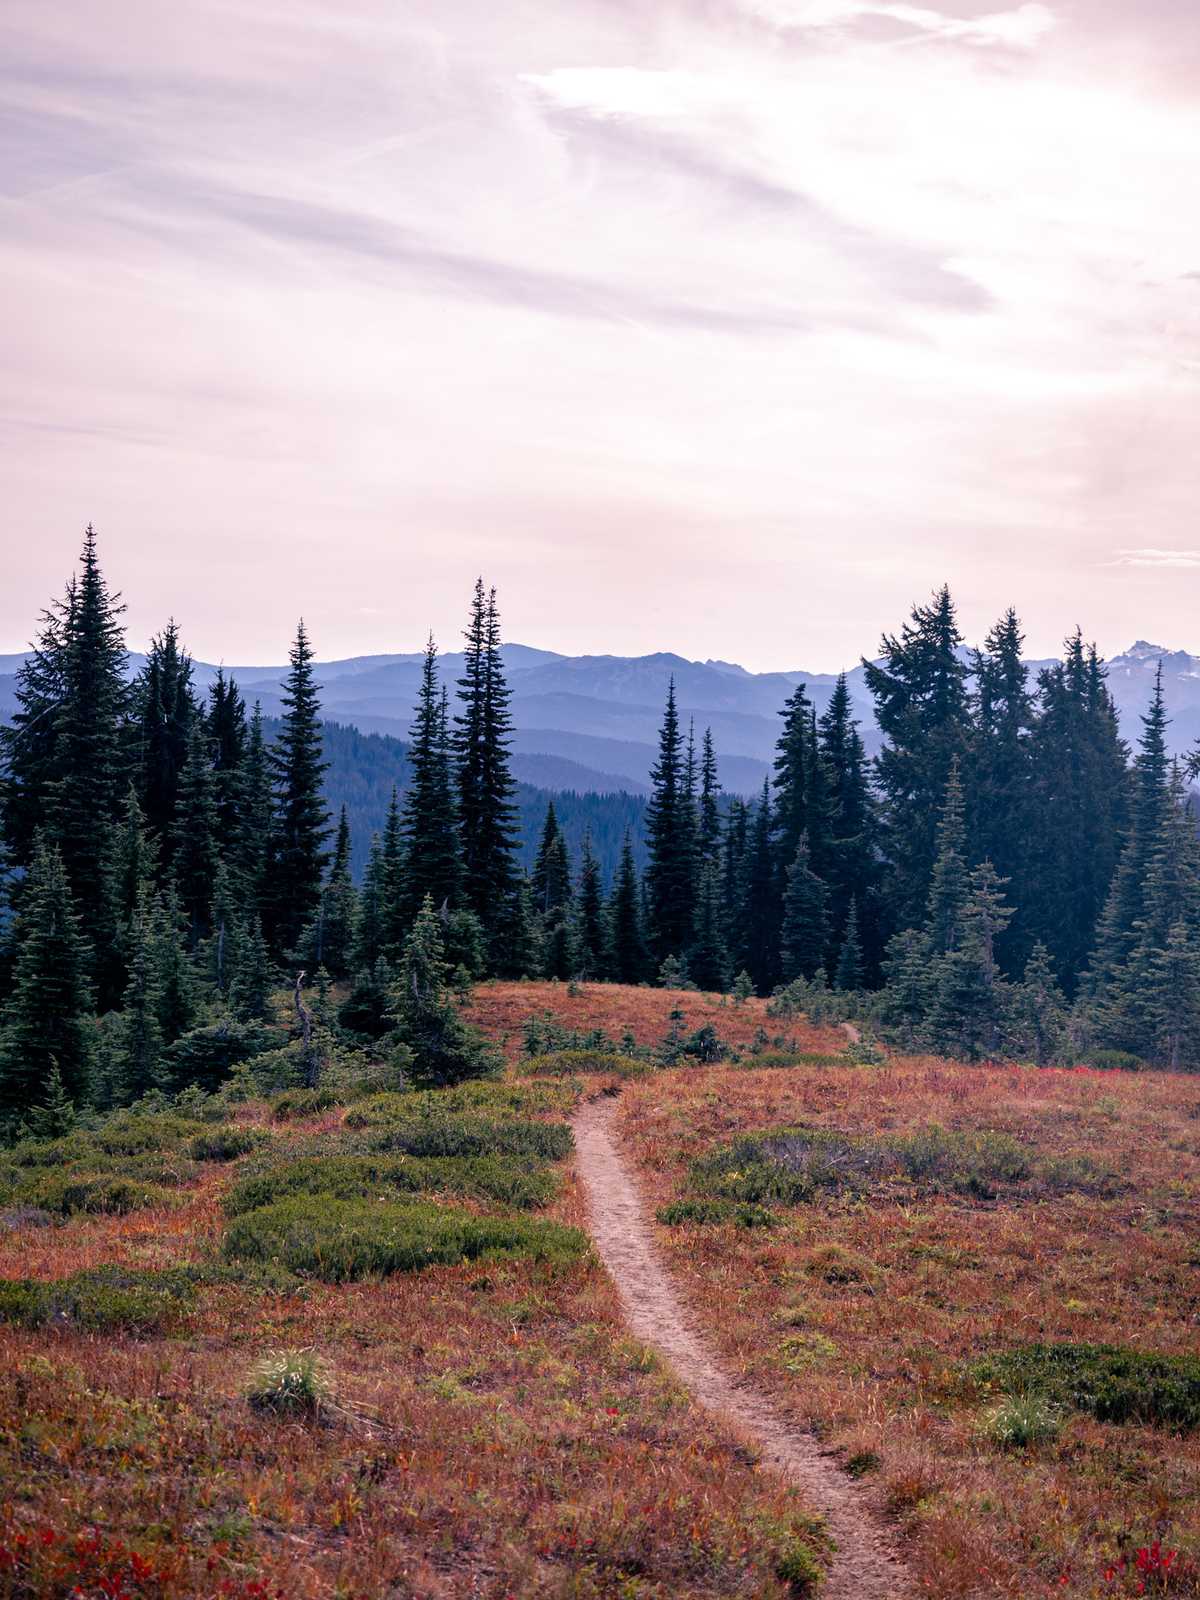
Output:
[0, 638, 1193, 797]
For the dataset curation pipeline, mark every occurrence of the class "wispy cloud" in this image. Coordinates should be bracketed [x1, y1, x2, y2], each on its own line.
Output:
[1108, 550, 1200, 570]
[745, 1, 1055, 48]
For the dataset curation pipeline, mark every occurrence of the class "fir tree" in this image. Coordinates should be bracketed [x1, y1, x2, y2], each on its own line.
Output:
[780, 835, 830, 982]
[925, 863, 1013, 1062]
[1144, 922, 1200, 1070]
[152, 885, 197, 1044]
[688, 859, 731, 993]
[300, 805, 357, 979]
[970, 609, 1033, 968]
[378, 787, 407, 960]
[532, 804, 573, 917]
[818, 673, 879, 974]
[721, 797, 749, 955]
[390, 896, 499, 1088]
[117, 902, 165, 1101]
[644, 680, 696, 960]
[352, 833, 388, 972]
[401, 637, 463, 922]
[1011, 942, 1066, 1065]
[0, 838, 93, 1111]
[135, 620, 195, 850]
[170, 718, 219, 942]
[206, 668, 247, 855]
[833, 897, 865, 991]
[576, 830, 606, 978]
[863, 585, 971, 927]
[97, 786, 159, 1008]
[44, 528, 131, 937]
[231, 915, 274, 1023]
[454, 582, 520, 953]
[773, 682, 815, 869]
[205, 862, 244, 999]
[1, 594, 68, 869]
[266, 621, 330, 953]
[924, 762, 969, 957]
[698, 728, 723, 865]
[739, 780, 780, 995]
[608, 832, 650, 985]
[235, 703, 274, 917]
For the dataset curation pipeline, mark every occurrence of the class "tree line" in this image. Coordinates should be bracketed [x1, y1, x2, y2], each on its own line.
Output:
[1, 534, 1198, 1124]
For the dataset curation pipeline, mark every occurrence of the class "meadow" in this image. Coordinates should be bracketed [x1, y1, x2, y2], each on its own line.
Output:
[1, 981, 1197, 1599]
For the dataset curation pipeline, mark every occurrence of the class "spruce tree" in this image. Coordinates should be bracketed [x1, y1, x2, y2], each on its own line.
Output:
[352, 833, 388, 973]
[926, 863, 1013, 1061]
[1, 594, 69, 869]
[378, 787, 407, 960]
[117, 902, 165, 1101]
[532, 804, 573, 917]
[608, 832, 650, 985]
[773, 682, 815, 870]
[1011, 942, 1066, 1065]
[206, 668, 247, 856]
[205, 862, 245, 1000]
[1144, 922, 1200, 1070]
[688, 859, 731, 993]
[721, 797, 749, 956]
[740, 780, 780, 995]
[644, 680, 696, 960]
[818, 673, 879, 974]
[135, 620, 195, 850]
[44, 528, 131, 938]
[698, 728, 723, 865]
[833, 897, 864, 991]
[97, 786, 159, 1008]
[300, 805, 357, 979]
[171, 718, 220, 942]
[576, 830, 606, 978]
[924, 762, 969, 957]
[389, 896, 499, 1088]
[231, 915, 273, 1022]
[863, 585, 971, 927]
[236, 703, 274, 918]
[970, 610, 1033, 968]
[152, 885, 197, 1044]
[0, 838, 93, 1111]
[401, 637, 463, 922]
[266, 621, 330, 954]
[454, 581, 520, 954]
[780, 835, 830, 982]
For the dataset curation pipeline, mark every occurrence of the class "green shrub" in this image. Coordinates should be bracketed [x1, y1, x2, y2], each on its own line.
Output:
[0, 1265, 194, 1332]
[366, 1113, 573, 1165]
[224, 1196, 587, 1280]
[166, 1021, 276, 1091]
[189, 1126, 269, 1162]
[657, 1198, 778, 1228]
[25, 1173, 177, 1216]
[270, 1087, 342, 1121]
[223, 1153, 556, 1216]
[973, 1343, 1200, 1430]
[775, 1540, 824, 1595]
[91, 1112, 207, 1156]
[733, 1051, 846, 1070]
[1089, 1049, 1144, 1073]
[979, 1392, 1062, 1449]
[520, 1049, 646, 1079]
[246, 1347, 334, 1415]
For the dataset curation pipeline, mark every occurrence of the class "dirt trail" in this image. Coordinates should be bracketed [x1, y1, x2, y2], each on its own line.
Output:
[572, 1096, 911, 1600]
[841, 1020, 862, 1046]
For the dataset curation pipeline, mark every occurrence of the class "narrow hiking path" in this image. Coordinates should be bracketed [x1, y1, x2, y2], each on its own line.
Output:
[841, 1020, 862, 1046]
[572, 1096, 911, 1600]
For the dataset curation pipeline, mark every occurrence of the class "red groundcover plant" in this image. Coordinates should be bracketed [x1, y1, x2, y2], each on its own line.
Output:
[0, 1520, 291, 1600]
[1103, 1541, 1187, 1595]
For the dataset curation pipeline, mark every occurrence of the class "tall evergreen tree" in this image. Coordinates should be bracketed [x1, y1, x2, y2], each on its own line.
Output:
[97, 785, 159, 1007]
[266, 622, 330, 954]
[0, 838, 93, 1111]
[532, 803, 573, 917]
[378, 788, 407, 960]
[135, 620, 195, 850]
[171, 718, 220, 942]
[576, 830, 606, 978]
[116, 901, 165, 1101]
[235, 703, 274, 918]
[644, 680, 696, 960]
[454, 582, 520, 954]
[401, 637, 463, 922]
[2, 594, 69, 870]
[924, 762, 969, 958]
[352, 833, 388, 973]
[41, 529, 131, 938]
[688, 859, 731, 992]
[721, 796, 749, 957]
[833, 897, 865, 991]
[152, 885, 197, 1045]
[863, 585, 971, 927]
[818, 673, 879, 974]
[926, 862, 1013, 1061]
[300, 805, 357, 980]
[780, 835, 829, 983]
[206, 668, 247, 855]
[608, 832, 650, 985]
[697, 728, 723, 865]
[739, 780, 780, 995]
[970, 610, 1033, 967]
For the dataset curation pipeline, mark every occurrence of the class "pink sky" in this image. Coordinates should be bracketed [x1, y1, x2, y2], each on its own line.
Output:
[2, 0, 1200, 671]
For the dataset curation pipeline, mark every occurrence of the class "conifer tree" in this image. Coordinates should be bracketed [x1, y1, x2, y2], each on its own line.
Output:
[378, 787, 407, 960]
[266, 621, 330, 953]
[698, 728, 723, 865]
[1011, 942, 1066, 1065]
[773, 682, 815, 870]
[231, 914, 273, 1022]
[833, 897, 864, 991]
[0, 838, 93, 1111]
[864, 585, 970, 927]
[645, 680, 696, 960]
[721, 797, 749, 954]
[205, 862, 244, 1000]
[924, 762, 969, 957]
[1144, 922, 1200, 1070]
[206, 668, 247, 855]
[171, 718, 219, 942]
[352, 833, 388, 973]
[1, 596, 68, 869]
[117, 902, 165, 1100]
[780, 835, 830, 982]
[454, 581, 520, 953]
[135, 620, 195, 850]
[532, 804, 573, 917]
[235, 703, 274, 917]
[970, 610, 1033, 967]
[818, 673, 879, 972]
[608, 832, 650, 985]
[688, 859, 731, 992]
[44, 528, 131, 937]
[576, 830, 606, 978]
[926, 863, 1013, 1061]
[390, 895, 499, 1087]
[401, 637, 463, 922]
[740, 780, 780, 995]
[152, 885, 197, 1044]
[300, 805, 357, 979]
[97, 786, 159, 1008]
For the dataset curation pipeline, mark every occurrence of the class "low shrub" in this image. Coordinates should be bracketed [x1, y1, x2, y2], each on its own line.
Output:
[973, 1343, 1200, 1431]
[270, 1086, 342, 1121]
[223, 1152, 556, 1216]
[775, 1540, 824, 1596]
[23, 1173, 177, 1217]
[656, 1197, 778, 1228]
[0, 1265, 195, 1332]
[224, 1195, 588, 1280]
[0, 1204, 54, 1231]
[366, 1113, 573, 1165]
[189, 1126, 269, 1162]
[520, 1049, 647, 1079]
[979, 1392, 1062, 1449]
[733, 1051, 847, 1070]
[246, 1347, 334, 1416]
[1089, 1049, 1144, 1073]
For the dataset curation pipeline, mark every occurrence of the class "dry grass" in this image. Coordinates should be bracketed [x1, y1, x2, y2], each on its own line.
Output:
[0, 1066, 823, 1599]
[616, 1052, 1200, 1600]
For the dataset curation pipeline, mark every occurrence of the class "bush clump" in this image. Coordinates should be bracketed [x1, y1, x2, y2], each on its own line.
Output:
[974, 1343, 1200, 1431]
[366, 1112, 573, 1165]
[657, 1197, 778, 1229]
[0, 1265, 195, 1332]
[979, 1392, 1062, 1449]
[270, 1087, 343, 1121]
[223, 1152, 556, 1216]
[224, 1195, 587, 1280]
[189, 1125, 269, 1162]
[520, 1049, 647, 1079]
[22, 1172, 177, 1217]
[246, 1347, 335, 1416]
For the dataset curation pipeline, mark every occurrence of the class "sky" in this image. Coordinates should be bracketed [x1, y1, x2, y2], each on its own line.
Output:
[2, 0, 1199, 672]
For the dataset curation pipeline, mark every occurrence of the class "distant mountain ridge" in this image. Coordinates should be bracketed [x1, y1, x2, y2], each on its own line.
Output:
[1, 637, 1196, 795]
